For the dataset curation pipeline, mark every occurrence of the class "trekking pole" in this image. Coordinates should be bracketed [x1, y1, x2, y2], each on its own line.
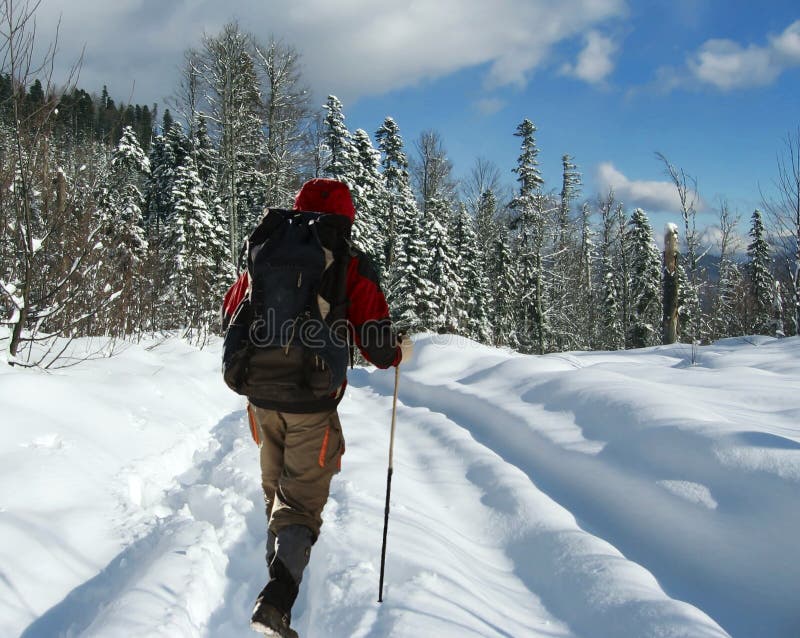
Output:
[378, 364, 400, 603]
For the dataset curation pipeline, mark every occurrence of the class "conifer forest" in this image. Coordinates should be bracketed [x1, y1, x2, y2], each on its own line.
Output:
[1, 5, 799, 366]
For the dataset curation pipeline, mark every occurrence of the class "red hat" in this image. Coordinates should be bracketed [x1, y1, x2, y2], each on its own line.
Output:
[293, 178, 356, 222]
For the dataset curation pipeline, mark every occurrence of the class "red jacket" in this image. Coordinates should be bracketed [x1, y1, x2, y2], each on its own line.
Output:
[222, 179, 401, 370]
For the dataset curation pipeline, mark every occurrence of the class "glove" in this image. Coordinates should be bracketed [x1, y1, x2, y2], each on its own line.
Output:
[397, 334, 414, 365]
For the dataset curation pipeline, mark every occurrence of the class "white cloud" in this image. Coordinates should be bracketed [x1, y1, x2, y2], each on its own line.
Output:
[699, 224, 749, 255]
[688, 39, 778, 90]
[561, 31, 618, 84]
[699, 225, 724, 250]
[474, 97, 506, 115]
[771, 20, 800, 62]
[32, 0, 627, 106]
[687, 19, 800, 90]
[595, 162, 683, 213]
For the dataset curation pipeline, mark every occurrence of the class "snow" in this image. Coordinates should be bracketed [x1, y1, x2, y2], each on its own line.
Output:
[2, 334, 799, 637]
[2, 280, 19, 299]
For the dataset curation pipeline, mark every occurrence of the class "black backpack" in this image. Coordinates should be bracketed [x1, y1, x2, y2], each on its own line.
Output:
[222, 208, 352, 411]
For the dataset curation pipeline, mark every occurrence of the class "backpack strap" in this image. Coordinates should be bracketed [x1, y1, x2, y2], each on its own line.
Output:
[246, 209, 292, 273]
[312, 214, 352, 322]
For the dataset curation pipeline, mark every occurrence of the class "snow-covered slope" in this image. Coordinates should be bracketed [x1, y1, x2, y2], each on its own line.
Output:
[2, 335, 799, 637]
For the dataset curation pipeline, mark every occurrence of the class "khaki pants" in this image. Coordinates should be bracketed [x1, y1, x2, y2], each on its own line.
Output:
[248, 404, 345, 539]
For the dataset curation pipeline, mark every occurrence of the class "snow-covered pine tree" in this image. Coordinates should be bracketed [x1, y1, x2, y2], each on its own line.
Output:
[322, 95, 353, 182]
[97, 126, 150, 336]
[746, 208, 774, 334]
[602, 270, 624, 349]
[511, 119, 544, 200]
[165, 122, 191, 176]
[597, 193, 624, 350]
[109, 127, 152, 214]
[143, 124, 192, 330]
[191, 113, 235, 300]
[510, 118, 547, 354]
[375, 117, 418, 270]
[192, 113, 219, 207]
[627, 208, 663, 348]
[475, 188, 498, 257]
[349, 128, 386, 273]
[164, 122, 194, 214]
[577, 201, 597, 349]
[146, 122, 190, 230]
[387, 210, 434, 334]
[613, 202, 635, 346]
[164, 155, 219, 337]
[489, 224, 519, 348]
[451, 203, 492, 342]
[420, 198, 461, 332]
[146, 133, 176, 230]
[161, 109, 174, 136]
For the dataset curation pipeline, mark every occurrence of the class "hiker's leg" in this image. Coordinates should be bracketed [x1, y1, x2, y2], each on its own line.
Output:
[252, 409, 344, 621]
[250, 405, 286, 520]
[269, 409, 344, 540]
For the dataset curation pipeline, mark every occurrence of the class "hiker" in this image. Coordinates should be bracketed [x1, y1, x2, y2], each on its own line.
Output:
[221, 178, 413, 638]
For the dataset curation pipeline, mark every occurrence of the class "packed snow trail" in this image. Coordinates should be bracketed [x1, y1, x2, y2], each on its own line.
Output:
[0, 339, 240, 637]
[3, 335, 799, 637]
[299, 373, 727, 638]
[16, 409, 246, 637]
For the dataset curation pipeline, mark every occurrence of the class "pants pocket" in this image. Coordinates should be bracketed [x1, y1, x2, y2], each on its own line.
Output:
[247, 403, 261, 445]
[318, 418, 344, 472]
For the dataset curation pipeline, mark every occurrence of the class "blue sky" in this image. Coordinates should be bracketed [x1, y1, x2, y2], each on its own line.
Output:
[341, 1, 800, 224]
[35, 0, 800, 235]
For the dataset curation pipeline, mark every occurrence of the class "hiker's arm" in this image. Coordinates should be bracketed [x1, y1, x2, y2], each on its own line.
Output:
[221, 271, 249, 331]
[346, 256, 401, 368]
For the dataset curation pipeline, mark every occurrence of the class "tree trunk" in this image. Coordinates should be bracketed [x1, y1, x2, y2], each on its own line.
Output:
[663, 225, 679, 344]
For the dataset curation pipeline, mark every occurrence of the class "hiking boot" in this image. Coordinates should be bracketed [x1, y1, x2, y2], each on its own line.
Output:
[250, 588, 298, 638]
[250, 525, 313, 637]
